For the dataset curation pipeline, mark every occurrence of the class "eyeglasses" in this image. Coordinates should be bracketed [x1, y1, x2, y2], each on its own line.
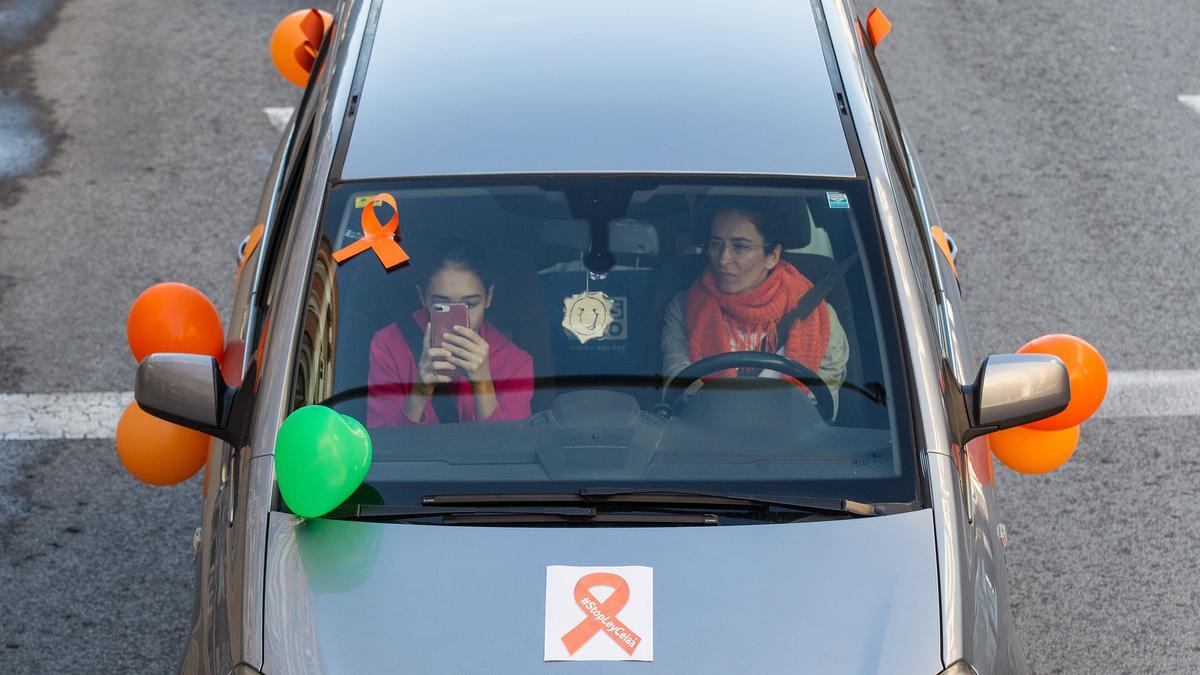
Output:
[706, 238, 774, 258]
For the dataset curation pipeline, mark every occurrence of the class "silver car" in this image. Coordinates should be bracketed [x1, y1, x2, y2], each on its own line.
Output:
[137, 0, 1071, 672]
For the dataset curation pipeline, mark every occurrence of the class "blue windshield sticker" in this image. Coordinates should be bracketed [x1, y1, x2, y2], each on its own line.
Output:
[826, 191, 849, 209]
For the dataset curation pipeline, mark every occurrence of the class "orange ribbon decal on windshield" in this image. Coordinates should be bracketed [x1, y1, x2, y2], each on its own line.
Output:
[560, 573, 642, 655]
[332, 192, 410, 270]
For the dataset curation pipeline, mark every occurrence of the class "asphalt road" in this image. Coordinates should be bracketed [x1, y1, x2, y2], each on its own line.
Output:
[868, 0, 1200, 671]
[1, 0, 1199, 672]
[0, 0, 311, 671]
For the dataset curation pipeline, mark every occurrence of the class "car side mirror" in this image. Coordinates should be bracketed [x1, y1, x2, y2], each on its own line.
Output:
[963, 354, 1070, 440]
[135, 353, 236, 444]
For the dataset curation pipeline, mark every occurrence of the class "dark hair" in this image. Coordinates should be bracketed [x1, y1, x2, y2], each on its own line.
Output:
[712, 204, 783, 249]
[417, 236, 493, 289]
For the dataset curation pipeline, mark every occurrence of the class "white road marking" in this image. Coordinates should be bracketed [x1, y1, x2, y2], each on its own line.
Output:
[1179, 95, 1200, 116]
[263, 106, 295, 133]
[1, 391, 133, 441]
[1096, 370, 1200, 420]
[0, 370, 1195, 440]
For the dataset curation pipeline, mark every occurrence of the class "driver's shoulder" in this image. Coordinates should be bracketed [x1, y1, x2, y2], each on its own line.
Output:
[666, 290, 687, 318]
[823, 303, 848, 349]
[663, 290, 688, 334]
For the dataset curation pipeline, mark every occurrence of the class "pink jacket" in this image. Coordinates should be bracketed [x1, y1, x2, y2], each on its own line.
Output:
[366, 309, 534, 427]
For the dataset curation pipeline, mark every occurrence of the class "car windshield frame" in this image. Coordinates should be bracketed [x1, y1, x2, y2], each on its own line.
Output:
[287, 173, 925, 516]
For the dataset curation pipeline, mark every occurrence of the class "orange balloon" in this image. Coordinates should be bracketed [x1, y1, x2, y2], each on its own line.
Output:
[1017, 334, 1107, 430]
[126, 282, 223, 363]
[270, 9, 334, 87]
[115, 402, 210, 486]
[989, 424, 1079, 474]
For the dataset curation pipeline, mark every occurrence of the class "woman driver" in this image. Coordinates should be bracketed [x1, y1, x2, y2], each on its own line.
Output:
[661, 205, 849, 413]
[367, 238, 533, 426]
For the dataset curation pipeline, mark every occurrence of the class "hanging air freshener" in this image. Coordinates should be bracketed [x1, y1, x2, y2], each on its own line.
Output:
[562, 290, 614, 344]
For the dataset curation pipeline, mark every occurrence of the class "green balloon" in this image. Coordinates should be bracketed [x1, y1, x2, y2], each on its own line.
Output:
[275, 406, 372, 518]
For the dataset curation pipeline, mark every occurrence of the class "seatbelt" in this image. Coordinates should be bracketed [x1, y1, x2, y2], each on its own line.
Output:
[394, 318, 461, 424]
[784, 251, 860, 326]
[743, 252, 861, 378]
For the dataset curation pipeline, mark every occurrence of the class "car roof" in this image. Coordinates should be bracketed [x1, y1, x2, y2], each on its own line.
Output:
[337, 0, 857, 180]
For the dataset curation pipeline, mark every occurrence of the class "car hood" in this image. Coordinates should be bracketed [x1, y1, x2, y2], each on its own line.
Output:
[262, 509, 942, 674]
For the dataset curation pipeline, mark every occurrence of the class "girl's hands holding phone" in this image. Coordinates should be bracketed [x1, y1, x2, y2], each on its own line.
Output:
[407, 323, 497, 424]
[416, 323, 456, 389]
[439, 325, 492, 383]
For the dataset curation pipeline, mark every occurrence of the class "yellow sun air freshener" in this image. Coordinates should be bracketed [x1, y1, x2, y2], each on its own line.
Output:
[562, 291, 614, 344]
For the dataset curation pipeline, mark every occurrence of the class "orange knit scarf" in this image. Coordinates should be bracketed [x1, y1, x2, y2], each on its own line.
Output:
[685, 261, 830, 381]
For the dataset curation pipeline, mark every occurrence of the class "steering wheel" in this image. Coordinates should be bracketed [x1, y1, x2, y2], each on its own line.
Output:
[661, 351, 834, 422]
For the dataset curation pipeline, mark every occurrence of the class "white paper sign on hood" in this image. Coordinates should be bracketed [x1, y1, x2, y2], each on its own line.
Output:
[544, 565, 654, 661]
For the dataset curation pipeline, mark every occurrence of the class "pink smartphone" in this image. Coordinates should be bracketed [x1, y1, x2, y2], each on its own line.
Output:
[430, 303, 469, 347]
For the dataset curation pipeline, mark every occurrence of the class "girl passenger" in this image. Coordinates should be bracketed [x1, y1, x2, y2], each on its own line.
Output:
[367, 238, 533, 426]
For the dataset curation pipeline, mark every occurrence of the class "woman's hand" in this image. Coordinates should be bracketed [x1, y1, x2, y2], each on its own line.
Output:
[415, 323, 455, 391]
[439, 324, 492, 384]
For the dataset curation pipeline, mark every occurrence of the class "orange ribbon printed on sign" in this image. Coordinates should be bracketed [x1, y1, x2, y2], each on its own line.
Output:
[332, 193, 410, 270]
[560, 573, 642, 656]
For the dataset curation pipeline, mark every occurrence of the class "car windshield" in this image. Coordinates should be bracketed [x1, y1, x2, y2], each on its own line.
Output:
[290, 175, 919, 513]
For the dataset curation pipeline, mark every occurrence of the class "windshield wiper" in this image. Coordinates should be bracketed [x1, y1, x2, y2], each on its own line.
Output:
[423, 489, 915, 518]
[578, 488, 914, 517]
[326, 504, 718, 525]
